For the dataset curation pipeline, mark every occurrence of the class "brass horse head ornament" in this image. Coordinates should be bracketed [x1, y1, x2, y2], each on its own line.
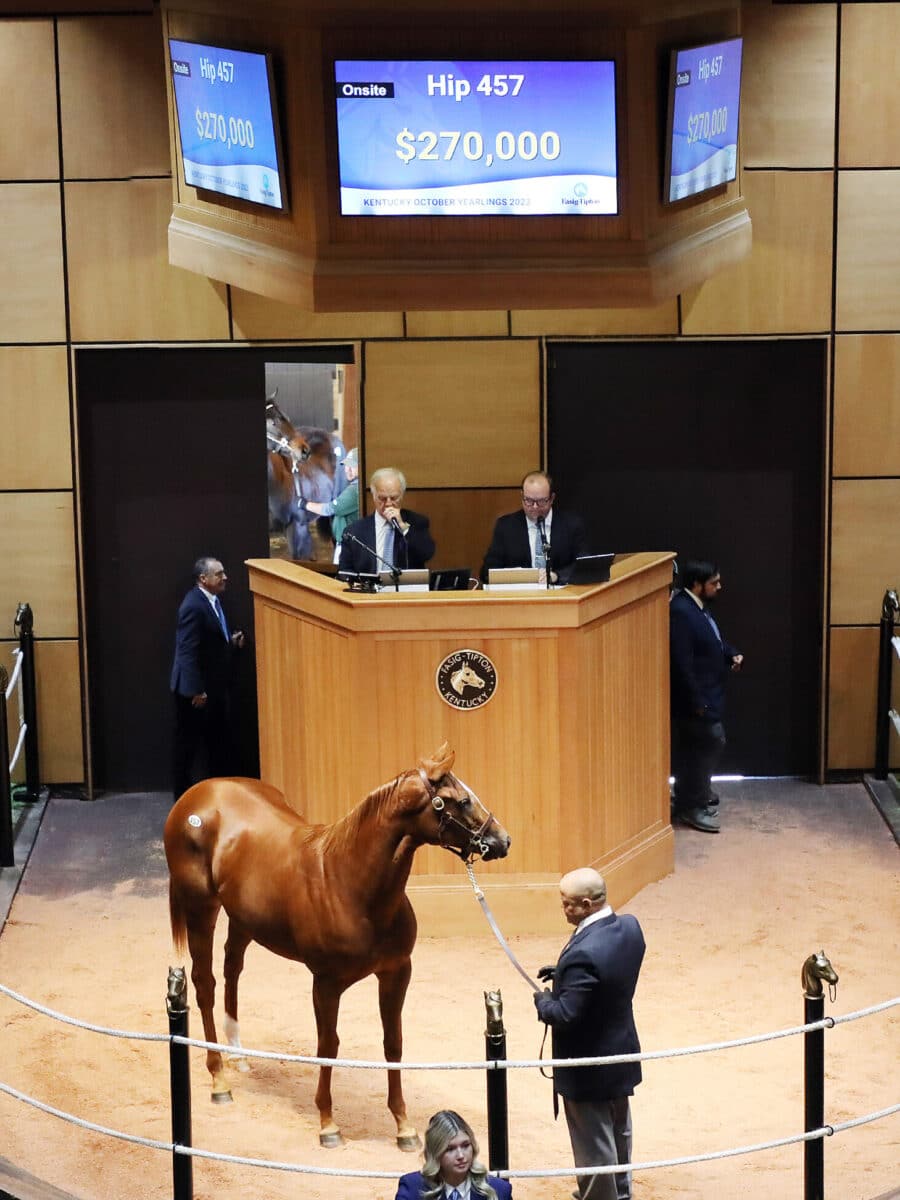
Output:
[802, 950, 839, 1000]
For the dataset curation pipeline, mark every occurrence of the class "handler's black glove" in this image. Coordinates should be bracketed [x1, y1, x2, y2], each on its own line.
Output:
[537, 964, 556, 983]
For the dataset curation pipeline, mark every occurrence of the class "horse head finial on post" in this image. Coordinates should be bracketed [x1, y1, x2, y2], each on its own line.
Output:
[802, 950, 839, 1000]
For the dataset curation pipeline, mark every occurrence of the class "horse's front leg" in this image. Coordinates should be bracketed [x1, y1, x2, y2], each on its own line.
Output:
[378, 959, 420, 1151]
[312, 975, 345, 1148]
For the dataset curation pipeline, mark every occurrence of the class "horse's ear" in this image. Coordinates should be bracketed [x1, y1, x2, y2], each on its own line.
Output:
[420, 742, 455, 781]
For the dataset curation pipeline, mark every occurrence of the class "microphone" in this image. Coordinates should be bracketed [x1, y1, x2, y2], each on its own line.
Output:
[389, 516, 404, 535]
[537, 517, 550, 549]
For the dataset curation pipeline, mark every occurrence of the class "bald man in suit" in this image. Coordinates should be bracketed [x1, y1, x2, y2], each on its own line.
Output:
[534, 868, 645, 1200]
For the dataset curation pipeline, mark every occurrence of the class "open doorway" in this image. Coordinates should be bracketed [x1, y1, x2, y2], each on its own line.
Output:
[76, 344, 356, 792]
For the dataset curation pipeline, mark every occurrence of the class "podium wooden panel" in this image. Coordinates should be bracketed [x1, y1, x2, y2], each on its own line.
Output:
[247, 552, 675, 934]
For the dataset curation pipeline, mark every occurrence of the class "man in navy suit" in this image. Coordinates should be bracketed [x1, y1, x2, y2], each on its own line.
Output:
[669, 560, 743, 833]
[170, 556, 244, 800]
[480, 471, 586, 584]
[534, 867, 645, 1200]
[337, 466, 435, 576]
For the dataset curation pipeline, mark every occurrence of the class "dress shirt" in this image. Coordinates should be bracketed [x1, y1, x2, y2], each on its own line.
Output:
[573, 904, 613, 936]
[444, 1179, 471, 1200]
[375, 510, 406, 567]
[197, 585, 229, 640]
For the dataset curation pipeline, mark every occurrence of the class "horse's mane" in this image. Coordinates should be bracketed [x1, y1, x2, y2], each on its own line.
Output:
[322, 772, 409, 854]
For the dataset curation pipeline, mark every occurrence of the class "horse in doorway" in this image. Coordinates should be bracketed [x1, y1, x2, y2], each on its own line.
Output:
[163, 744, 511, 1148]
[266, 394, 310, 532]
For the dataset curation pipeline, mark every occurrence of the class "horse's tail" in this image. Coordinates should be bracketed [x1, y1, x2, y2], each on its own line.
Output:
[169, 879, 188, 956]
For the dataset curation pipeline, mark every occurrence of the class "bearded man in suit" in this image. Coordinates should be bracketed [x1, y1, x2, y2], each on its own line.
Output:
[669, 559, 743, 833]
[534, 867, 646, 1200]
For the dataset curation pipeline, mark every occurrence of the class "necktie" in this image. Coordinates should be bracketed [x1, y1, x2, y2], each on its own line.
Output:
[533, 523, 547, 584]
[383, 524, 395, 568]
[449, 1190, 461, 1200]
[533, 525, 546, 571]
[213, 597, 229, 640]
[703, 608, 722, 644]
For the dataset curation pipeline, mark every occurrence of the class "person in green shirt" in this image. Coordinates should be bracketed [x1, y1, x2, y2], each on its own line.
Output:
[303, 447, 360, 554]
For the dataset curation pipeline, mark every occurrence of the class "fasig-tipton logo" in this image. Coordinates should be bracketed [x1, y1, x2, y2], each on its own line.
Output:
[172, 59, 191, 77]
[435, 649, 497, 710]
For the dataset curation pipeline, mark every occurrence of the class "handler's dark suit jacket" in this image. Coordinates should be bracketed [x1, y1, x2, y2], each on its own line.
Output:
[535, 912, 645, 1102]
[169, 586, 234, 698]
[480, 509, 586, 583]
[337, 510, 435, 574]
[396, 1171, 512, 1200]
[669, 589, 739, 722]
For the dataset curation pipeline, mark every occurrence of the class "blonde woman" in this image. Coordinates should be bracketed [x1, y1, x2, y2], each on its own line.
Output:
[396, 1110, 512, 1200]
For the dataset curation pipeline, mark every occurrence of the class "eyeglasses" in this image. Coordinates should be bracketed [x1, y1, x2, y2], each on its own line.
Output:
[521, 495, 551, 507]
[375, 493, 402, 505]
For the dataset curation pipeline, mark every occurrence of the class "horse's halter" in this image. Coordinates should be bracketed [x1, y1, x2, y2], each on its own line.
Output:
[416, 768, 495, 862]
[266, 400, 310, 466]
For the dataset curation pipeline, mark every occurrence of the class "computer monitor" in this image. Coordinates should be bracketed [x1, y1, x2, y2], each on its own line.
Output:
[567, 553, 616, 585]
[429, 568, 471, 591]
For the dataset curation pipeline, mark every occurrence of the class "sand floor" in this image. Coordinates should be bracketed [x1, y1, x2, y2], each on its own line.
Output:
[1, 779, 898, 1200]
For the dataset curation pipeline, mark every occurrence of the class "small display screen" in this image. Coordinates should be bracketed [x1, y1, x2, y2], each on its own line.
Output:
[169, 39, 287, 211]
[334, 59, 618, 217]
[664, 38, 743, 204]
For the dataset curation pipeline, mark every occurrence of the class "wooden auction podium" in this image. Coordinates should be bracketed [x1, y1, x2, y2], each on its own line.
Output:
[246, 552, 675, 935]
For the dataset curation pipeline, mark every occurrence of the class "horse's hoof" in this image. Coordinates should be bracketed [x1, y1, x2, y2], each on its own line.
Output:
[211, 1089, 233, 1105]
[319, 1131, 345, 1149]
[397, 1133, 422, 1153]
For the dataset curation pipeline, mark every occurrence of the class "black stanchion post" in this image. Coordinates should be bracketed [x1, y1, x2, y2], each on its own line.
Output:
[802, 951, 838, 1200]
[0, 665, 14, 867]
[14, 604, 40, 802]
[484, 989, 509, 1173]
[874, 589, 899, 780]
[167, 966, 193, 1200]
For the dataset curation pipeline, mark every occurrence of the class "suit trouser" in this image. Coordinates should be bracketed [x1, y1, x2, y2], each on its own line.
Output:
[671, 716, 726, 810]
[172, 692, 232, 800]
[563, 1095, 633, 1200]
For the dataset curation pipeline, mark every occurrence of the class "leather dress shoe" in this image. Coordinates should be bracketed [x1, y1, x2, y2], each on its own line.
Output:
[674, 805, 720, 833]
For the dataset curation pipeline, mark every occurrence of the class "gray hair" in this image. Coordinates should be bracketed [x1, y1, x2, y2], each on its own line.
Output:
[369, 467, 407, 496]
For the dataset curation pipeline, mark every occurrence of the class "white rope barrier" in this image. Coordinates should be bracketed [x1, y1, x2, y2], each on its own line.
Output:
[1, 981, 898, 1067]
[1, 979, 898, 1182]
[4, 649, 23, 701]
[1, 1073, 897, 1179]
[0, 983, 167, 1042]
[4, 648, 27, 775]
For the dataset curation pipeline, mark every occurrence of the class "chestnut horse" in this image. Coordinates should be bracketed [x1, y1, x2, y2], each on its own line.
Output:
[163, 744, 510, 1148]
[266, 395, 310, 530]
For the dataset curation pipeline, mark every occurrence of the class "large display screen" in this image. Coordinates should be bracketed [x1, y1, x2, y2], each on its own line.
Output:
[334, 60, 618, 217]
[169, 39, 287, 211]
[664, 37, 743, 204]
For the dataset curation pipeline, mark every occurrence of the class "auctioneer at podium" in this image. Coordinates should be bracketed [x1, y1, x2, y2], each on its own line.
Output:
[337, 466, 435, 574]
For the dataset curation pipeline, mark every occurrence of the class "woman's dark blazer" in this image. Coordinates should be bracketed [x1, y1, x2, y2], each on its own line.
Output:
[396, 1171, 513, 1200]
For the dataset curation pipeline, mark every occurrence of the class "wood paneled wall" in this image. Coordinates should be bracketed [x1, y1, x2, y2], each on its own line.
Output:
[1, 3, 898, 785]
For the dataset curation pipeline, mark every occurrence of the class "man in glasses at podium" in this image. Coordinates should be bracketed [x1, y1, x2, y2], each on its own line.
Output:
[480, 470, 586, 585]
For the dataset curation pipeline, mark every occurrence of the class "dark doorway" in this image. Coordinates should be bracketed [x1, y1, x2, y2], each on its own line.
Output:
[77, 344, 354, 792]
[547, 339, 826, 777]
